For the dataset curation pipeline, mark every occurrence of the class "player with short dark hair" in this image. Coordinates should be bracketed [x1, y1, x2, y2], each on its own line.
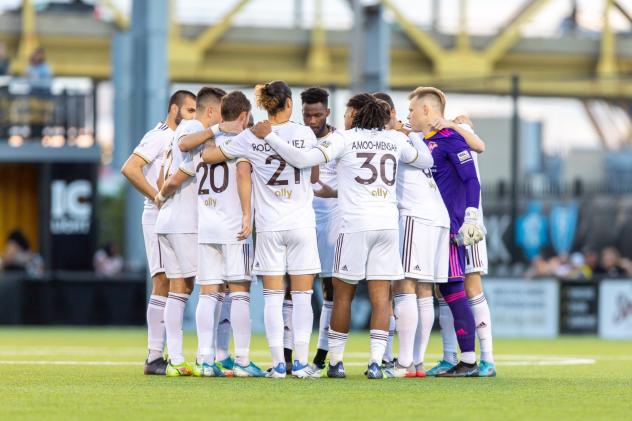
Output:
[121, 89, 196, 375]
[300, 87, 343, 371]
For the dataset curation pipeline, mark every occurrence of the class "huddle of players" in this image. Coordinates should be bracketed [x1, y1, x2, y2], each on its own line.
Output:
[121, 80, 496, 379]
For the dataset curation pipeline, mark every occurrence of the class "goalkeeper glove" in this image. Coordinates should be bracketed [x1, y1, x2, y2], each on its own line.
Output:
[455, 207, 485, 246]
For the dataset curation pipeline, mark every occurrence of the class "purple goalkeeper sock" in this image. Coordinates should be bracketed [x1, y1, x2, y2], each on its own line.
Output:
[439, 282, 476, 354]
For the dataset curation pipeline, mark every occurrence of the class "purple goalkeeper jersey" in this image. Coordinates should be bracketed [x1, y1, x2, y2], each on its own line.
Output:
[423, 129, 481, 234]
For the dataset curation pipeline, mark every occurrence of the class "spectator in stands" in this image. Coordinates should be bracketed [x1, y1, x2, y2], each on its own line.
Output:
[93, 242, 124, 277]
[594, 247, 630, 278]
[0, 230, 43, 276]
[0, 42, 9, 76]
[525, 255, 551, 279]
[26, 47, 53, 92]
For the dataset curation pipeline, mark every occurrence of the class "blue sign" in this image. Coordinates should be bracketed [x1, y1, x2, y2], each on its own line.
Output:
[516, 201, 548, 261]
[549, 202, 578, 255]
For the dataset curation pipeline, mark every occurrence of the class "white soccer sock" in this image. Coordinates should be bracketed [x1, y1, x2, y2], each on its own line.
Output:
[413, 297, 434, 366]
[317, 300, 333, 351]
[164, 292, 190, 365]
[438, 297, 458, 365]
[282, 299, 293, 350]
[216, 294, 231, 361]
[383, 315, 396, 362]
[469, 293, 494, 363]
[147, 294, 167, 362]
[369, 329, 389, 364]
[229, 292, 251, 366]
[461, 351, 476, 364]
[263, 289, 285, 366]
[291, 290, 314, 365]
[394, 293, 418, 367]
[328, 329, 348, 365]
[196, 293, 222, 365]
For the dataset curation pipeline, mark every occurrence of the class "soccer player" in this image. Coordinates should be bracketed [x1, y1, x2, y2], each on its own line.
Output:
[408, 86, 485, 377]
[120, 89, 196, 375]
[300, 87, 343, 370]
[154, 86, 226, 376]
[201, 80, 321, 378]
[251, 96, 434, 379]
[178, 91, 265, 377]
[427, 114, 496, 377]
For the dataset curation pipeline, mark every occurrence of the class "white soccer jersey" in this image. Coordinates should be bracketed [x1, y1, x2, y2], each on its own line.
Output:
[312, 129, 343, 222]
[219, 121, 317, 232]
[316, 128, 428, 233]
[132, 121, 174, 223]
[155, 119, 204, 234]
[397, 132, 450, 228]
[181, 131, 251, 244]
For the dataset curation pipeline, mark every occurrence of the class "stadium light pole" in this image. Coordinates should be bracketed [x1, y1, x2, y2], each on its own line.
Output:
[510, 74, 520, 261]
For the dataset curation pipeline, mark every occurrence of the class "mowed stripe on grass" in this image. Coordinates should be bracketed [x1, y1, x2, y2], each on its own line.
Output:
[0, 328, 631, 420]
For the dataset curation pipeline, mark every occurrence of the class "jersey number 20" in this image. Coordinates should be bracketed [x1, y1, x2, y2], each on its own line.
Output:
[197, 162, 229, 194]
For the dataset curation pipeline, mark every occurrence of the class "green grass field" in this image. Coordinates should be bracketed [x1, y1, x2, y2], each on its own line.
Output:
[1, 328, 632, 420]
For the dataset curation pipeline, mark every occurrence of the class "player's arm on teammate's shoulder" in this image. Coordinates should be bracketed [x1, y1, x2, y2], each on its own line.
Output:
[236, 160, 253, 241]
[178, 124, 220, 152]
[310, 166, 319, 184]
[399, 133, 433, 169]
[120, 153, 158, 201]
[451, 115, 485, 153]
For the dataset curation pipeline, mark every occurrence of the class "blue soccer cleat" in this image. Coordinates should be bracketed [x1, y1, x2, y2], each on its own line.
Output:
[233, 361, 266, 378]
[291, 361, 321, 378]
[192, 362, 225, 377]
[265, 362, 287, 378]
[327, 361, 346, 378]
[366, 362, 384, 379]
[218, 356, 235, 371]
[426, 360, 456, 376]
[479, 360, 496, 377]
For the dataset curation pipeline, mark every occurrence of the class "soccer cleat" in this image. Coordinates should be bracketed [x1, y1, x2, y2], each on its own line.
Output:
[217, 356, 234, 377]
[385, 361, 417, 378]
[144, 357, 167, 375]
[292, 361, 321, 379]
[436, 361, 480, 377]
[478, 360, 496, 377]
[192, 361, 226, 377]
[233, 361, 266, 378]
[327, 361, 346, 378]
[415, 363, 427, 378]
[425, 360, 456, 376]
[165, 361, 193, 377]
[265, 362, 287, 378]
[366, 362, 385, 379]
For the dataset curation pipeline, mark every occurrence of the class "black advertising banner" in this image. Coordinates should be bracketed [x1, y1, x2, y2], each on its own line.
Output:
[44, 163, 97, 271]
[559, 282, 599, 334]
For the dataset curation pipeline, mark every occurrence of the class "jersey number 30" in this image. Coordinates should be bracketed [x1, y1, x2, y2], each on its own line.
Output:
[197, 162, 229, 194]
[354, 152, 396, 186]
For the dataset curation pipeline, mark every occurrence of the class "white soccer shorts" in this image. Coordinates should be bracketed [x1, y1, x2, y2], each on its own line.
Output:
[197, 243, 252, 285]
[399, 216, 449, 283]
[158, 233, 198, 279]
[465, 236, 489, 275]
[253, 228, 321, 276]
[316, 215, 341, 278]
[332, 229, 404, 283]
[142, 223, 165, 277]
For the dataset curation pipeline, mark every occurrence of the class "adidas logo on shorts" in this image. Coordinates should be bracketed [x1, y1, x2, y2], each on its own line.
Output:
[341, 265, 348, 271]
[414, 265, 421, 271]
[255, 262, 260, 268]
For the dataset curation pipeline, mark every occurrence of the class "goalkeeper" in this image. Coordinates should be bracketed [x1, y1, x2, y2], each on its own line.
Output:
[407, 86, 484, 377]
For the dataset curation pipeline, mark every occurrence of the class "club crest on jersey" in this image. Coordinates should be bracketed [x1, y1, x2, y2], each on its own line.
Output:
[458, 150, 472, 163]
[427, 141, 438, 152]
[275, 188, 293, 199]
[371, 187, 389, 198]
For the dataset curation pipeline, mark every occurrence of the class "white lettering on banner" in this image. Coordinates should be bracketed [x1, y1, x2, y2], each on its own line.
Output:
[50, 180, 92, 235]
[598, 280, 632, 339]
[486, 214, 511, 263]
[484, 279, 559, 338]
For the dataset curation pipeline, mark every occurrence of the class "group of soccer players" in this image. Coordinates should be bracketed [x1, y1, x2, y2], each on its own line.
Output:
[121, 81, 496, 379]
